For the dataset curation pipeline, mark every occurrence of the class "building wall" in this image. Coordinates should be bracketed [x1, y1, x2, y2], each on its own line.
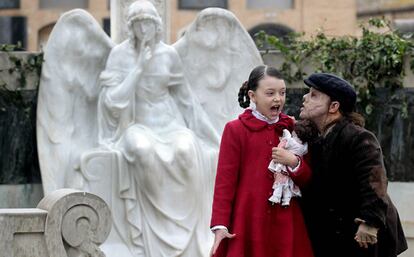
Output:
[0, 0, 109, 51]
[170, 0, 357, 42]
[0, 0, 357, 51]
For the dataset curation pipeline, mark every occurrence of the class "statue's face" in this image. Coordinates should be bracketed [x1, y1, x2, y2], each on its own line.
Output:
[132, 18, 157, 41]
[193, 17, 228, 49]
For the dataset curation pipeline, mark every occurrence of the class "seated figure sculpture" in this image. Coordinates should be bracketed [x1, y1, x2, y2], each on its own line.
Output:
[36, 1, 263, 256]
[92, 2, 220, 256]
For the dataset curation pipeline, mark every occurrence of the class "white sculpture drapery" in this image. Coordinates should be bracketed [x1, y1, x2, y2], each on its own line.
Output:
[37, 1, 262, 256]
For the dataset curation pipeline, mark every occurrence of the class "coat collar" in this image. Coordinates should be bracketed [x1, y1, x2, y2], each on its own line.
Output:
[313, 117, 350, 148]
[239, 109, 294, 133]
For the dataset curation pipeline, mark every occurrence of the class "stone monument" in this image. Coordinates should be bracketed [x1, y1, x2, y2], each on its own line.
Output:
[36, 0, 262, 256]
[0, 189, 111, 257]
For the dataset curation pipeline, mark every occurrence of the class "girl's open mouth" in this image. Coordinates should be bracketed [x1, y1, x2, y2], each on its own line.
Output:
[271, 105, 280, 112]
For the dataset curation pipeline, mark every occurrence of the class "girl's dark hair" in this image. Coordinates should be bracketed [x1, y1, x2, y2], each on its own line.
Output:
[238, 65, 284, 108]
[294, 119, 319, 144]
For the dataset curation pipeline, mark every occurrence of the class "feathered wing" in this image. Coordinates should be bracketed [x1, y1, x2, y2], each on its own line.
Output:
[37, 9, 115, 194]
[173, 8, 263, 134]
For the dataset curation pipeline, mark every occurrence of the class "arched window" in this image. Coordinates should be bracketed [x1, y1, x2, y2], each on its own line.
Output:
[38, 23, 55, 50]
[249, 23, 294, 50]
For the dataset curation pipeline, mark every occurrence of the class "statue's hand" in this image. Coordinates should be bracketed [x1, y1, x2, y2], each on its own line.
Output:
[137, 39, 152, 69]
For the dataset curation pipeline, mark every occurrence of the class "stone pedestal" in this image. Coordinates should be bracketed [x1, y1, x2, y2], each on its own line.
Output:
[0, 189, 111, 257]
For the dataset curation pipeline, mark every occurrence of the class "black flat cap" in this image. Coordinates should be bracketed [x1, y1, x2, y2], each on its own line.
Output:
[304, 73, 357, 113]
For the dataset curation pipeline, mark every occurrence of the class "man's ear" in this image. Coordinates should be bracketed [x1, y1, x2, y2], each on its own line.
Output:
[248, 90, 256, 104]
[328, 101, 340, 113]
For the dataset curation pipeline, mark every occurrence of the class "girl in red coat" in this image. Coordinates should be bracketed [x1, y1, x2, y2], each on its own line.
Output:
[210, 65, 314, 257]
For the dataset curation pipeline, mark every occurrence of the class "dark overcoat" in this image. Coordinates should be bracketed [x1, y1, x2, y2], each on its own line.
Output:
[301, 117, 407, 257]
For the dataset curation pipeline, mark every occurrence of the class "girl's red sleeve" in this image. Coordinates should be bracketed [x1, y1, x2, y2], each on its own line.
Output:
[288, 153, 312, 188]
[210, 122, 241, 228]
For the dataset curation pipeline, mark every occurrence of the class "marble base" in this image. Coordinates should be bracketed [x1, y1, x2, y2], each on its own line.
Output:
[0, 189, 111, 257]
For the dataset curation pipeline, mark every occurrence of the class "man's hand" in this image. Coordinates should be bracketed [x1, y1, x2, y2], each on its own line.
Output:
[272, 147, 299, 168]
[210, 229, 236, 256]
[354, 219, 378, 248]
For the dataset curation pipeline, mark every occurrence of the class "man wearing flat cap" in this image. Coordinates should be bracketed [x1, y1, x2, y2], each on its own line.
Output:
[299, 73, 407, 257]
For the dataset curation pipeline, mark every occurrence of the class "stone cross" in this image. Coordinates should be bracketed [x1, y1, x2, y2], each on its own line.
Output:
[110, 0, 170, 43]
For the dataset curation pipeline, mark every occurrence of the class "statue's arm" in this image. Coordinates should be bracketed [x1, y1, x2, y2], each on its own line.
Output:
[97, 45, 147, 142]
[103, 43, 150, 105]
[104, 69, 141, 106]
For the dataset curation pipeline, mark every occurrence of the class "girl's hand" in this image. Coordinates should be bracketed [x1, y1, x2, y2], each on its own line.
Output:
[272, 147, 299, 168]
[210, 229, 236, 256]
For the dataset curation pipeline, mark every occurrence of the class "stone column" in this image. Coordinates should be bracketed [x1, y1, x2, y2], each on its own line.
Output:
[110, 0, 169, 44]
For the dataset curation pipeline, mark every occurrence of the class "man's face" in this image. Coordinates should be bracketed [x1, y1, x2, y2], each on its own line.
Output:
[299, 87, 331, 122]
[132, 18, 156, 41]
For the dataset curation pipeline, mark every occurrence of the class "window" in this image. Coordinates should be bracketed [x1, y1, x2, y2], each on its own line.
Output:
[38, 23, 55, 50]
[246, 0, 293, 10]
[394, 19, 414, 35]
[39, 0, 88, 9]
[178, 0, 227, 10]
[0, 16, 27, 49]
[0, 0, 20, 9]
[103, 18, 110, 36]
[249, 23, 294, 50]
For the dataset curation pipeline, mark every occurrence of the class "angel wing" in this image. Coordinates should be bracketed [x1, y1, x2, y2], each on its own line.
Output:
[37, 9, 115, 194]
[173, 8, 263, 134]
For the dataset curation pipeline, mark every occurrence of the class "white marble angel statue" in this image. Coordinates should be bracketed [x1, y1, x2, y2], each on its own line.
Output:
[36, 1, 262, 256]
[174, 8, 263, 134]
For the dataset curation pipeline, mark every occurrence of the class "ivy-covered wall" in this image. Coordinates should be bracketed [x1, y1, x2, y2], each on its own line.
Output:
[0, 51, 42, 184]
[0, 47, 413, 184]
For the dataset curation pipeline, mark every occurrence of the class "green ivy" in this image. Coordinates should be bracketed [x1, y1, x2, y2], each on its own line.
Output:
[0, 43, 43, 108]
[255, 18, 412, 119]
[0, 42, 24, 52]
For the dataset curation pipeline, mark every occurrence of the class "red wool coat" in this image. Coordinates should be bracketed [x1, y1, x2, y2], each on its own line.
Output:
[211, 109, 314, 257]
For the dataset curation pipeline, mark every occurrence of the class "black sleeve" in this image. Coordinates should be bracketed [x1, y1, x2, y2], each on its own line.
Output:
[350, 130, 389, 228]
